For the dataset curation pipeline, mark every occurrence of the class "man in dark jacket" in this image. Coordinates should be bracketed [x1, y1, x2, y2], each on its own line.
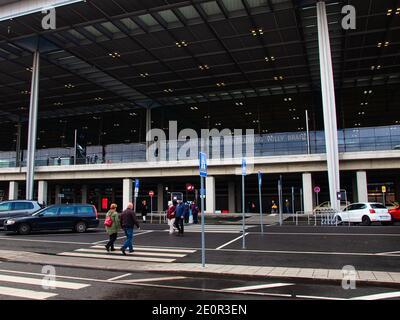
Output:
[174, 200, 185, 236]
[120, 202, 140, 255]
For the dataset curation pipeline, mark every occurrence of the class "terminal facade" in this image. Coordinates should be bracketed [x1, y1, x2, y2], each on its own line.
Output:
[0, 0, 399, 213]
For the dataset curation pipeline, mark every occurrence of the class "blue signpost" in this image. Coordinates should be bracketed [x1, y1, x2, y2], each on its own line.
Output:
[199, 152, 207, 267]
[241, 159, 246, 249]
[134, 179, 139, 212]
[258, 171, 264, 235]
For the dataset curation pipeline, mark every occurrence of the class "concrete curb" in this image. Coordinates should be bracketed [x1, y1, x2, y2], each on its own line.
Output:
[1, 250, 400, 289]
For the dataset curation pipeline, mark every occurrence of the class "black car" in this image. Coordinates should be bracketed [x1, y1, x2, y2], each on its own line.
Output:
[0, 200, 44, 228]
[3, 204, 99, 235]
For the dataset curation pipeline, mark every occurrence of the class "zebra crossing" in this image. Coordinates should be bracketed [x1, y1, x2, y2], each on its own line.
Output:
[0, 270, 90, 300]
[58, 245, 196, 263]
[167, 224, 253, 233]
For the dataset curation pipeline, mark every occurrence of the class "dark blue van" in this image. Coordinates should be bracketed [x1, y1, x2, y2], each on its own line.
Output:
[3, 204, 99, 235]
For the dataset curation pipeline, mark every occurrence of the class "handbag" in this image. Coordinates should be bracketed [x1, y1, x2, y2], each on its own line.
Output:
[104, 215, 113, 227]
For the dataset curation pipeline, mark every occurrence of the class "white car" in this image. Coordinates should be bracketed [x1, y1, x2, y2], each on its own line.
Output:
[334, 202, 392, 226]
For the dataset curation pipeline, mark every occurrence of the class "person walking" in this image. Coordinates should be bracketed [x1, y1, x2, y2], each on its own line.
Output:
[104, 203, 120, 252]
[166, 201, 176, 234]
[191, 201, 199, 224]
[141, 200, 149, 223]
[174, 200, 185, 236]
[120, 202, 140, 255]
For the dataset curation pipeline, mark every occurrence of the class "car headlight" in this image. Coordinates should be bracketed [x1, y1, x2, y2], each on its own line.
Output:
[5, 220, 15, 225]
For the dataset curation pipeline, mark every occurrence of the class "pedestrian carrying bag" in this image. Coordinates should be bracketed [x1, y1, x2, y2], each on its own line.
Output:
[104, 215, 113, 227]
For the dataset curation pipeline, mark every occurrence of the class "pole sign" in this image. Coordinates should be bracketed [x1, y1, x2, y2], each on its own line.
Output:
[242, 158, 247, 176]
[314, 186, 321, 193]
[149, 190, 154, 197]
[382, 186, 386, 193]
[134, 179, 139, 197]
[199, 152, 207, 177]
[258, 172, 262, 187]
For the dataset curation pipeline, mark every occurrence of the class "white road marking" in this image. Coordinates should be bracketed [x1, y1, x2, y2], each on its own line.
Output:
[295, 295, 347, 301]
[92, 231, 153, 245]
[91, 245, 195, 254]
[224, 283, 293, 292]
[246, 232, 400, 237]
[76, 248, 186, 258]
[376, 251, 400, 256]
[0, 274, 89, 290]
[107, 273, 132, 282]
[58, 252, 175, 263]
[0, 285, 58, 300]
[0, 237, 92, 245]
[121, 276, 187, 283]
[216, 233, 250, 250]
[350, 291, 400, 300]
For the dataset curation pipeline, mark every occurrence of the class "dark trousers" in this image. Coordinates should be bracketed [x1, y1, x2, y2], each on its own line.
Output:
[193, 212, 198, 224]
[175, 217, 184, 234]
[106, 233, 118, 250]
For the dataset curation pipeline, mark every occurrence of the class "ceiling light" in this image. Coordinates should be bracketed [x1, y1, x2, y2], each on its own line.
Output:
[251, 28, 264, 36]
[204, 115, 211, 119]
[53, 102, 63, 106]
[387, 9, 393, 16]
[245, 112, 252, 116]
[64, 83, 75, 89]
[94, 97, 103, 101]
[358, 111, 365, 115]
[265, 56, 275, 62]
[175, 41, 188, 48]
[140, 73, 149, 78]
[26, 67, 32, 72]
[21, 90, 30, 95]
[190, 106, 199, 110]
[274, 76, 284, 81]
[235, 102, 244, 106]
[163, 89, 174, 93]
[199, 64, 210, 71]
[216, 82, 226, 87]
[108, 52, 121, 58]
[129, 112, 137, 116]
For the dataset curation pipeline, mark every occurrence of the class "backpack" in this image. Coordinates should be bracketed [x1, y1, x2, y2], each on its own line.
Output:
[104, 215, 113, 227]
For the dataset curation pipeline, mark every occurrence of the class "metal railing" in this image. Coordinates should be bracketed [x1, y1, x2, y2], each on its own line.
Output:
[292, 209, 340, 226]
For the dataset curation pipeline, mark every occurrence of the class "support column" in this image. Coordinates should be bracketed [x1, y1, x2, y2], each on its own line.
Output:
[302, 173, 313, 213]
[206, 176, 216, 214]
[317, 1, 341, 210]
[55, 185, 61, 204]
[8, 181, 18, 200]
[26, 51, 40, 200]
[157, 183, 164, 212]
[123, 178, 133, 210]
[228, 181, 235, 213]
[81, 185, 88, 204]
[38, 181, 48, 205]
[145, 107, 151, 146]
[356, 171, 369, 203]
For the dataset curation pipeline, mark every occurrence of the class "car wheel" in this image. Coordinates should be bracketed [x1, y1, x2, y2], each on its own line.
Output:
[361, 216, 371, 226]
[18, 223, 31, 235]
[75, 222, 87, 233]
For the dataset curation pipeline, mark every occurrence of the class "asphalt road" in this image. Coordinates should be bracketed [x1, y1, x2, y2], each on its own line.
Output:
[0, 261, 399, 301]
[0, 223, 400, 300]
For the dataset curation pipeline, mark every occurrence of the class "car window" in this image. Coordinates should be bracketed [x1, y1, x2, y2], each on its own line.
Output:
[13, 202, 34, 210]
[40, 207, 59, 217]
[371, 203, 386, 209]
[76, 206, 94, 214]
[345, 205, 356, 211]
[59, 207, 76, 215]
[0, 203, 12, 212]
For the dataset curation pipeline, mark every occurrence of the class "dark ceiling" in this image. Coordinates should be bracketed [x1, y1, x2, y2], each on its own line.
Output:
[0, 0, 399, 150]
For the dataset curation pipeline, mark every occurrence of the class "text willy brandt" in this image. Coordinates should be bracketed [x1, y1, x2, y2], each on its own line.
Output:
[152, 304, 247, 317]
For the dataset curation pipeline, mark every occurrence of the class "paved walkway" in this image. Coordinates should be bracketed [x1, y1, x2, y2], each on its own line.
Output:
[1, 250, 399, 287]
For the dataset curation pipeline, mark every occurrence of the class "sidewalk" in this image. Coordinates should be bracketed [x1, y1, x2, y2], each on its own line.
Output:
[1, 250, 399, 287]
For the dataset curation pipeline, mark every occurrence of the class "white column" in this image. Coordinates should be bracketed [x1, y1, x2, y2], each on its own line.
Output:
[356, 171, 368, 203]
[81, 185, 88, 204]
[206, 176, 216, 214]
[8, 181, 18, 200]
[317, 1, 341, 210]
[37, 181, 48, 205]
[302, 173, 313, 213]
[228, 181, 235, 213]
[157, 183, 164, 212]
[123, 178, 133, 210]
[26, 51, 40, 200]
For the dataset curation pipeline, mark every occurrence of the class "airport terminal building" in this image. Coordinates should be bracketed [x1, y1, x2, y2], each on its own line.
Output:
[0, 0, 399, 213]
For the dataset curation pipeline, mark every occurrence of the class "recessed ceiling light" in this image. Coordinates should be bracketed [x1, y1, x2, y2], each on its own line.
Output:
[64, 83, 75, 89]
[163, 89, 174, 93]
[53, 102, 63, 106]
[140, 73, 149, 78]
[387, 9, 393, 16]
[109, 52, 121, 58]
[175, 41, 188, 48]
[216, 82, 226, 87]
[94, 97, 103, 101]
[251, 28, 264, 36]
[199, 64, 210, 71]
[21, 90, 30, 95]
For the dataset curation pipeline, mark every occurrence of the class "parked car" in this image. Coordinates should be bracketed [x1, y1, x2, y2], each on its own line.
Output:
[3, 204, 99, 235]
[0, 200, 44, 228]
[313, 201, 350, 214]
[334, 202, 392, 226]
[388, 205, 400, 222]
